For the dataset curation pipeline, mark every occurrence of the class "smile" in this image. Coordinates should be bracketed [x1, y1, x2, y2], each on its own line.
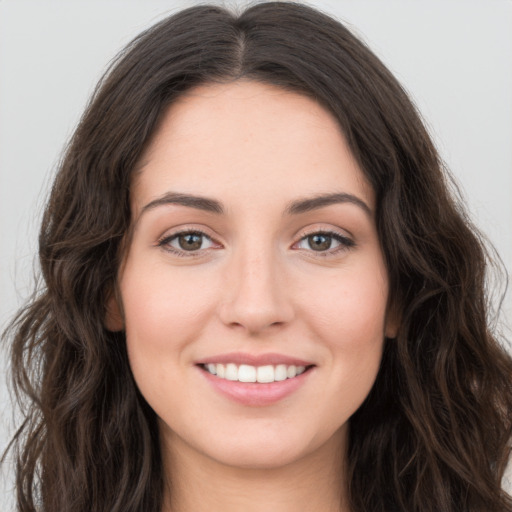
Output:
[202, 363, 307, 383]
[196, 353, 316, 406]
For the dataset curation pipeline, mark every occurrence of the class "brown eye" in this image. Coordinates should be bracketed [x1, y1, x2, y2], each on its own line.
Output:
[307, 234, 333, 251]
[177, 233, 203, 251]
[159, 230, 216, 254]
[295, 231, 355, 255]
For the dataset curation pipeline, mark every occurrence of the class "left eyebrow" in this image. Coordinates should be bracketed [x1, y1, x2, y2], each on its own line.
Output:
[284, 192, 372, 217]
[140, 192, 224, 215]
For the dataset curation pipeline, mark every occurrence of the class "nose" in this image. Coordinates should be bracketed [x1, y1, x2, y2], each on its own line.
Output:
[218, 246, 295, 335]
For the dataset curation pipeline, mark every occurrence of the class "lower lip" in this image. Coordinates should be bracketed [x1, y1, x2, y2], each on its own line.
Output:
[198, 366, 314, 407]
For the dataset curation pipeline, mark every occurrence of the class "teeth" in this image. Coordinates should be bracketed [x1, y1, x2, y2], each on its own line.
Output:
[203, 363, 309, 383]
[257, 365, 274, 383]
[225, 363, 238, 381]
[275, 364, 288, 381]
[238, 364, 256, 382]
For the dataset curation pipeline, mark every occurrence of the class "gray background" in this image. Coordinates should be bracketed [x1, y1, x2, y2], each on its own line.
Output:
[1, 0, 511, 508]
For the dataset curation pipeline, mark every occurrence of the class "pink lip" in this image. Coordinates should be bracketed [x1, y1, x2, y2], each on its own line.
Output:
[196, 354, 315, 407]
[196, 352, 314, 367]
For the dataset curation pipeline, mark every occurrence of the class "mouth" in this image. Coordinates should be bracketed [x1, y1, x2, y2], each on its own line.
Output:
[195, 354, 316, 406]
[199, 362, 313, 383]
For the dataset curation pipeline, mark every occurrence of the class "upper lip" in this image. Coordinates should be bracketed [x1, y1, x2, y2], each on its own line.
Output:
[196, 352, 315, 367]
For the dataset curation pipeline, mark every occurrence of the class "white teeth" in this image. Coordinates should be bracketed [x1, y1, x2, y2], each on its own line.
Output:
[225, 363, 238, 381]
[203, 363, 310, 383]
[238, 364, 256, 382]
[274, 364, 288, 381]
[286, 365, 297, 378]
[257, 365, 274, 383]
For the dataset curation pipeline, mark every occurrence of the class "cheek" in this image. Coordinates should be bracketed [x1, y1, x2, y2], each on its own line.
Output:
[119, 260, 224, 396]
[299, 261, 388, 414]
[119, 266, 202, 416]
[304, 261, 389, 346]
[121, 261, 214, 341]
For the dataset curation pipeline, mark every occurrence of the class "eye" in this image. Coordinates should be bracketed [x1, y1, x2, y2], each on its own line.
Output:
[294, 231, 355, 255]
[158, 230, 217, 255]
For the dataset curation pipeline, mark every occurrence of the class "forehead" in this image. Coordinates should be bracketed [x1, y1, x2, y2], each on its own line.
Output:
[131, 80, 374, 215]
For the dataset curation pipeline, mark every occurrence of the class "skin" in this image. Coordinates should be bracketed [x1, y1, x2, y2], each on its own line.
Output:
[107, 80, 397, 512]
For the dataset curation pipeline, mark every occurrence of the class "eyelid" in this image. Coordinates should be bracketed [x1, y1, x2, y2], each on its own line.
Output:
[292, 227, 356, 257]
[156, 225, 223, 257]
[156, 225, 355, 258]
[294, 224, 354, 244]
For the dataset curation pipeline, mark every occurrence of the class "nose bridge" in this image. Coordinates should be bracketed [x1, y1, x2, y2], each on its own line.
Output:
[218, 235, 293, 333]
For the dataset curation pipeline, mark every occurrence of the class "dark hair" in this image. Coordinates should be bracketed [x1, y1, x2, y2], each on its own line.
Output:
[3, 2, 511, 511]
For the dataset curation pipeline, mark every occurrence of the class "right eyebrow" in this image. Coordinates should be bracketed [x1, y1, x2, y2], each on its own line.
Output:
[284, 192, 372, 217]
[140, 192, 224, 216]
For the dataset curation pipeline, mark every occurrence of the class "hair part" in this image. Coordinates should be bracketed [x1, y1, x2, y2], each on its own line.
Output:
[3, 2, 512, 511]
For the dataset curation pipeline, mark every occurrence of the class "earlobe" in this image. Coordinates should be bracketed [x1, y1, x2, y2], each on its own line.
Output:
[385, 321, 399, 340]
[104, 290, 125, 332]
[384, 304, 400, 339]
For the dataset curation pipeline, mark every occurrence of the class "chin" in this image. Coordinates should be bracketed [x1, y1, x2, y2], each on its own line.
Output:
[225, 442, 303, 469]
[198, 425, 344, 471]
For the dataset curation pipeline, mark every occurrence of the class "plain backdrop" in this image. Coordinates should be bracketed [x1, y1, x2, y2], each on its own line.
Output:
[1, 0, 511, 508]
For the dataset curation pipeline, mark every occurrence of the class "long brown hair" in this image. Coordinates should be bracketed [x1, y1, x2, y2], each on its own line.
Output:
[3, 2, 512, 511]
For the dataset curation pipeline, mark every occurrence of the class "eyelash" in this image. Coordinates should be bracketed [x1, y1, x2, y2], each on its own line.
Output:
[295, 230, 355, 257]
[157, 230, 218, 258]
[157, 229, 355, 258]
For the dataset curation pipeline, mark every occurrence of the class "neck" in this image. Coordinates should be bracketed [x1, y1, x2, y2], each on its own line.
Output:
[160, 427, 350, 512]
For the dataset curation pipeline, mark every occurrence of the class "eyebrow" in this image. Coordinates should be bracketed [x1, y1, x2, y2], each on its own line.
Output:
[140, 191, 372, 217]
[141, 192, 224, 215]
[284, 192, 372, 217]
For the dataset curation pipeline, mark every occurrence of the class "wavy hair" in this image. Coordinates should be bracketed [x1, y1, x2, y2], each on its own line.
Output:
[3, 2, 512, 511]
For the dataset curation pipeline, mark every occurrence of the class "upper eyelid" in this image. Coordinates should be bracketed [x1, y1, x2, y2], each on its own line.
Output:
[158, 225, 351, 239]
[296, 227, 351, 239]
[293, 231, 355, 251]
[157, 230, 219, 257]
[158, 224, 218, 241]
[158, 226, 353, 250]
[294, 225, 355, 246]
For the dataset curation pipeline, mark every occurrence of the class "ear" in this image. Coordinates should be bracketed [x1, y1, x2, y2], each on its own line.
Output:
[385, 319, 399, 339]
[384, 302, 400, 339]
[104, 289, 125, 332]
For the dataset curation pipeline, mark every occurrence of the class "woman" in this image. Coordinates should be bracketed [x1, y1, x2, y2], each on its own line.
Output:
[3, 2, 512, 511]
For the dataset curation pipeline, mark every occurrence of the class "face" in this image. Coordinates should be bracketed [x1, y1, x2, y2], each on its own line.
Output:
[108, 80, 396, 470]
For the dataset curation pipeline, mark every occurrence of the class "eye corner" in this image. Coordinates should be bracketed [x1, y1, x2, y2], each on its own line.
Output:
[292, 229, 356, 257]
